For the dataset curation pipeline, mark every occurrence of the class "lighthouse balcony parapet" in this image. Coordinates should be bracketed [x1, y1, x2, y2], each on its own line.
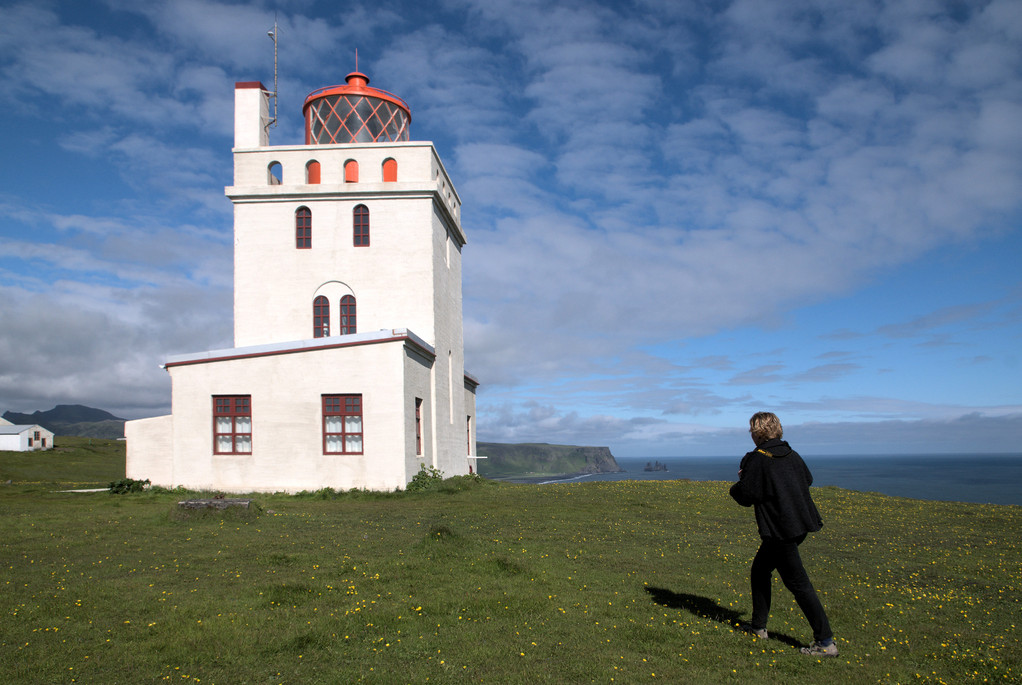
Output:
[229, 142, 460, 221]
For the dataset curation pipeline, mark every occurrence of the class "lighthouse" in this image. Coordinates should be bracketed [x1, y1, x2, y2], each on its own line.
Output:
[125, 70, 478, 492]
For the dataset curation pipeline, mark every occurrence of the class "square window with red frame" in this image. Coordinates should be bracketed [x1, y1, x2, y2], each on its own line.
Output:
[213, 395, 252, 454]
[323, 394, 363, 454]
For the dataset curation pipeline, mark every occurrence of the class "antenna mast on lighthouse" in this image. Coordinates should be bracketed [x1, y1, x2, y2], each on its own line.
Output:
[266, 17, 279, 129]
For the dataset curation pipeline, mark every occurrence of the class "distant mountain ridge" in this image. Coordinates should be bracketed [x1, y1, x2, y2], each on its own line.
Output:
[2, 405, 125, 439]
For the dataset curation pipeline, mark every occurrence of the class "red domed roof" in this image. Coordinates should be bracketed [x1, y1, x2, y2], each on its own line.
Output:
[303, 71, 411, 144]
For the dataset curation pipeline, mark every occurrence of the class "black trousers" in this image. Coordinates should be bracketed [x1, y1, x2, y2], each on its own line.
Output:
[750, 534, 832, 642]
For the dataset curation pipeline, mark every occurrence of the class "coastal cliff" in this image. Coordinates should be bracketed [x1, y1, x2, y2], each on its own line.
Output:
[476, 442, 623, 480]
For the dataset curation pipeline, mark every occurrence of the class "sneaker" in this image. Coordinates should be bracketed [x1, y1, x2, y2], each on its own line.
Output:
[738, 623, 769, 639]
[800, 640, 838, 657]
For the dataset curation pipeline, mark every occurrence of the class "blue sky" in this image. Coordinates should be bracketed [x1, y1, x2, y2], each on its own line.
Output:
[1, 0, 1020, 456]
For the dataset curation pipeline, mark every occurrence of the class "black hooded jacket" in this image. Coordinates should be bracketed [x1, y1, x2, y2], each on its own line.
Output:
[729, 438, 823, 540]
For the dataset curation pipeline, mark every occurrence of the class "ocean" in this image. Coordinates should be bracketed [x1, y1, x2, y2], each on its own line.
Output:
[533, 454, 1022, 506]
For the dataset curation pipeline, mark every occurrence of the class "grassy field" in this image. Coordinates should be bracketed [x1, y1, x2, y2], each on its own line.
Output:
[1, 442, 1019, 683]
[0, 436, 125, 487]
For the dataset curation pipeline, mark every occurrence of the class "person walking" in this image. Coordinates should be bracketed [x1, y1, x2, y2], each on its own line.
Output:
[729, 412, 838, 657]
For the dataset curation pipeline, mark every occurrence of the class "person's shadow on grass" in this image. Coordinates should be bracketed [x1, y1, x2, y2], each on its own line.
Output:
[644, 586, 801, 648]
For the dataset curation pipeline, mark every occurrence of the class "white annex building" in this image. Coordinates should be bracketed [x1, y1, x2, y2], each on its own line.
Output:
[126, 70, 478, 492]
[0, 417, 54, 452]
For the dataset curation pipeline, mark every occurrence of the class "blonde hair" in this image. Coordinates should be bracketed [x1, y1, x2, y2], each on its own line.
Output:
[749, 412, 783, 445]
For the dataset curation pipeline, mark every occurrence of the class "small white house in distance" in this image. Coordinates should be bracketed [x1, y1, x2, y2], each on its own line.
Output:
[0, 419, 55, 451]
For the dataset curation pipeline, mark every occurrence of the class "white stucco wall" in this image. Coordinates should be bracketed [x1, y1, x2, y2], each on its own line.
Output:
[234, 82, 270, 148]
[231, 194, 437, 346]
[132, 333, 440, 493]
[125, 415, 174, 483]
[402, 344, 436, 478]
[227, 143, 463, 350]
[427, 202, 469, 476]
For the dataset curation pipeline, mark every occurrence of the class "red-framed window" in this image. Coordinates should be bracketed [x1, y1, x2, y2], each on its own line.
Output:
[344, 159, 359, 183]
[466, 415, 472, 455]
[323, 394, 363, 454]
[339, 295, 356, 334]
[306, 160, 321, 184]
[383, 158, 397, 182]
[214, 396, 252, 454]
[353, 204, 369, 246]
[296, 207, 311, 249]
[313, 295, 330, 338]
[415, 398, 423, 455]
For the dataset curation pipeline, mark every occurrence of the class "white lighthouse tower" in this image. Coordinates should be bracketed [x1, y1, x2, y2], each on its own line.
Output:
[125, 70, 478, 492]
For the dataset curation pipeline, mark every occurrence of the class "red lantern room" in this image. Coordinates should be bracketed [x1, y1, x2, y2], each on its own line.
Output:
[303, 71, 411, 144]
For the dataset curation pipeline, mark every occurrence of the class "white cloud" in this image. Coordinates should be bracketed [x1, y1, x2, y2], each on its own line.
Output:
[0, 279, 231, 418]
[0, 0, 1019, 456]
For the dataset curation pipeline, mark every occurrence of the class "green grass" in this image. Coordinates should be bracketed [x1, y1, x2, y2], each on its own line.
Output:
[1, 447, 1019, 683]
[0, 437, 125, 488]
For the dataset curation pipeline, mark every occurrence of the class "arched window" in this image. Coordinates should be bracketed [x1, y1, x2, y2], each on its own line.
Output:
[295, 207, 311, 249]
[339, 295, 356, 335]
[382, 158, 397, 182]
[268, 161, 282, 185]
[353, 205, 369, 246]
[344, 159, 359, 183]
[306, 160, 321, 184]
[313, 296, 330, 338]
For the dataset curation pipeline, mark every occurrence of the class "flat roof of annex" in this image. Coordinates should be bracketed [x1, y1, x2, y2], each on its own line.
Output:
[162, 327, 479, 387]
[164, 328, 433, 369]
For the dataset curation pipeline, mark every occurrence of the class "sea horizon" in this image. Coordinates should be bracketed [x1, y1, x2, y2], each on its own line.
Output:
[520, 453, 1022, 507]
